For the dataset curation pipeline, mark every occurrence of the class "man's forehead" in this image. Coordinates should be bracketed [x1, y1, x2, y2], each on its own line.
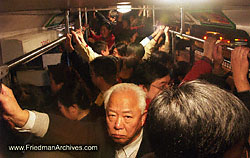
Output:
[107, 89, 140, 110]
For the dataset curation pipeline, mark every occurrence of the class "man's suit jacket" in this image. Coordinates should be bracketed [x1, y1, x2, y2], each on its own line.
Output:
[36, 114, 152, 158]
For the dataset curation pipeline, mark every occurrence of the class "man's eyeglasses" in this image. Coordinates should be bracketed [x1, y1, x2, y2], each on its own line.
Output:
[151, 82, 174, 90]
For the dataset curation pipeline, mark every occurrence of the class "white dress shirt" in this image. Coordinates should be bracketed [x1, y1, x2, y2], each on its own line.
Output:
[115, 130, 143, 158]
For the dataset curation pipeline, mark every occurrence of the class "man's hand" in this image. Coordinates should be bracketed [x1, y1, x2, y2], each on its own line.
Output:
[213, 43, 224, 65]
[212, 43, 226, 76]
[231, 46, 250, 92]
[65, 33, 74, 53]
[0, 84, 29, 127]
[203, 37, 217, 60]
[164, 26, 169, 34]
[158, 25, 165, 35]
[71, 28, 86, 46]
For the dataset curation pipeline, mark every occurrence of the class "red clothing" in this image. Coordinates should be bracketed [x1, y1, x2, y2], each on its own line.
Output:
[146, 98, 151, 110]
[180, 57, 212, 85]
[91, 33, 115, 49]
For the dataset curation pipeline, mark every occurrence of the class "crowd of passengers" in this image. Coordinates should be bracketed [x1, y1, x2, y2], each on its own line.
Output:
[0, 10, 250, 158]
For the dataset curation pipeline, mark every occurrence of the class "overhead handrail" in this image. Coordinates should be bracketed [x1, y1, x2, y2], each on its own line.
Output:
[6, 36, 66, 69]
[168, 30, 250, 73]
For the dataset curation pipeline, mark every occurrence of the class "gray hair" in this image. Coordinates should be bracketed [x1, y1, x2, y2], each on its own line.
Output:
[103, 83, 147, 114]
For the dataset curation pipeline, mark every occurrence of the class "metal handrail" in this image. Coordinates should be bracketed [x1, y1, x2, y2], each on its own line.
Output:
[169, 30, 250, 73]
[6, 36, 66, 69]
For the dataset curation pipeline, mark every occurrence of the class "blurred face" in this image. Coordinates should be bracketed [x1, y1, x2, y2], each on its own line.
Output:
[106, 90, 146, 145]
[100, 25, 111, 38]
[130, 32, 138, 43]
[102, 46, 109, 56]
[90, 69, 99, 87]
[58, 101, 75, 120]
[113, 48, 121, 58]
[122, 20, 129, 29]
[147, 75, 171, 101]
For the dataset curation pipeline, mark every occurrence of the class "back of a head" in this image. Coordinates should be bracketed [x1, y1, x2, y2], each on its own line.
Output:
[173, 61, 191, 85]
[114, 42, 128, 57]
[146, 80, 250, 158]
[127, 43, 145, 60]
[48, 63, 71, 85]
[131, 60, 170, 89]
[92, 41, 108, 55]
[175, 39, 190, 51]
[57, 78, 91, 110]
[90, 56, 117, 85]
[149, 51, 175, 71]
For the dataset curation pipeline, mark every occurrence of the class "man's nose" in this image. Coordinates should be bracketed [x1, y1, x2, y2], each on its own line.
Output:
[114, 116, 124, 130]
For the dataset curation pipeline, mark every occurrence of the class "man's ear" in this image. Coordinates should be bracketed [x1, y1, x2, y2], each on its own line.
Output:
[101, 50, 106, 56]
[141, 110, 148, 126]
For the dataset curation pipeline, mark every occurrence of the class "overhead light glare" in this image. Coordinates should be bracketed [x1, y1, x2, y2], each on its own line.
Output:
[117, 4, 131, 13]
[117, 2, 131, 5]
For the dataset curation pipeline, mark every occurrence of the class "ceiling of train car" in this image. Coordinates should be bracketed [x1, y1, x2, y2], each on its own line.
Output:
[1, 0, 250, 13]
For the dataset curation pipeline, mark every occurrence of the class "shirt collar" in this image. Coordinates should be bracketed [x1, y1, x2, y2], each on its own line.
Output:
[117, 129, 143, 158]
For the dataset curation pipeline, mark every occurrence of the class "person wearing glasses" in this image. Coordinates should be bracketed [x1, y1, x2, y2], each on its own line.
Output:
[130, 60, 171, 109]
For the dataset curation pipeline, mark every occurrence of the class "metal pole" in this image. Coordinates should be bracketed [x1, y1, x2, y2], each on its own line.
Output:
[169, 30, 205, 42]
[85, 7, 88, 25]
[84, 7, 89, 41]
[152, 5, 156, 30]
[169, 30, 234, 51]
[7, 37, 66, 69]
[169, 30, 240, 72]
[78, 8, 82, 29]
[65, 10, 70, 34]
[171, 31, 176, 61]
[180, 7, 185, 34]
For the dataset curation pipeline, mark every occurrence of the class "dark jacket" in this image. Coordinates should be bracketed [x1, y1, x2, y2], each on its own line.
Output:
[38, 114, 151, 158]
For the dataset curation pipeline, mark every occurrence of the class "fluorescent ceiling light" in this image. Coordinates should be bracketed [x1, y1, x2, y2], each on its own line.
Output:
[117, 2, 131, 5]
[117, 4, 131, 13]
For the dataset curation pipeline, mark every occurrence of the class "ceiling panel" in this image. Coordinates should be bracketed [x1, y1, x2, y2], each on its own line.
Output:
[1, 0, 250, 12]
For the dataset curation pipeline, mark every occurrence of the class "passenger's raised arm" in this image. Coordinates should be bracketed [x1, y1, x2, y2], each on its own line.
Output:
[231, 46, 250, 92]
[181, 37, 216, 83]
[0, 84, 29, 128]
[71, 28, 101, 62]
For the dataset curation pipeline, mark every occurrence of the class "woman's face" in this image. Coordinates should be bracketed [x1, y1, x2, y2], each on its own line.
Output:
[58, 101, 76, 120]
[100, 25, 111, 38]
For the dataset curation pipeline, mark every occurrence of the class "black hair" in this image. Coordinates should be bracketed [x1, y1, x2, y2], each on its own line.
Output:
[149, 51, 175, 71]
[131, 60, 170, 89]
[92, 41, 108, 55]
[100, 22, 112, 31]
[199, 73, 231, 91]
[114, 42, 128, 57]
[172, 61, 191, 85]
[57, 79, 91, 110]
[90, 56, 117, 85]
[146, 80, 250, 158]
[175, 39, 190, 51]
[48, 63, 71, 85]
[126, 43, 145, 60]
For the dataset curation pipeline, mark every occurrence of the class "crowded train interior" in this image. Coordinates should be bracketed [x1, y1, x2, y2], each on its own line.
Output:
[0, 0, 250, 158]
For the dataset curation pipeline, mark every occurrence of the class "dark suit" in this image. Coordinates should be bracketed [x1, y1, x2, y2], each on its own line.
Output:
[36, 114, 152, 158]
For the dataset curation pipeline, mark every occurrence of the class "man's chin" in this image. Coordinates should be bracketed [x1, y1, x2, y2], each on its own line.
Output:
[112, 137, 129, 145]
